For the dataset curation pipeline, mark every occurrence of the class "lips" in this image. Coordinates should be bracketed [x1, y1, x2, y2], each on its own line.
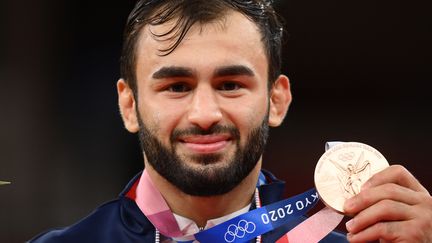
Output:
[179, 134, 232, 154]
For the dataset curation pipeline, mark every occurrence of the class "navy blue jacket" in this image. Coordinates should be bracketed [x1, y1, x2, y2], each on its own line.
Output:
[30, 170, 347, 243]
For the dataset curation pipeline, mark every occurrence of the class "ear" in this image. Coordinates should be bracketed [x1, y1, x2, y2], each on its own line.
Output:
[268, 75, 292, 127]
[117, 79, 139, 133]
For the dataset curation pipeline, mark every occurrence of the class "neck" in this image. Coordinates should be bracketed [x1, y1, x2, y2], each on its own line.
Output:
[145, 160, 262, 228]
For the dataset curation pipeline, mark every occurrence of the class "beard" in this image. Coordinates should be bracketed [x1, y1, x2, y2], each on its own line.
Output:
[137, 113, 269, 196]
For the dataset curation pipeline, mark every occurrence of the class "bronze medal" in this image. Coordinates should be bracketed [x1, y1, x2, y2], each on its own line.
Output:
[314, 142, 389, 213]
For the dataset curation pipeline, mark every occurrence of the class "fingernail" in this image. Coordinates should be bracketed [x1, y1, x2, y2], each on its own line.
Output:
[346, 232, 353, 240]
[345, 219, 354, 232]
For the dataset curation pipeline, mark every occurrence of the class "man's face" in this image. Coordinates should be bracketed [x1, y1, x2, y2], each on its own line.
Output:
[132, 11, 273, 195]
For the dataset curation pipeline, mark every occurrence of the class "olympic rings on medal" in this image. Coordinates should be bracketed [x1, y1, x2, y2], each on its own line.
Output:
[224, 219, 256, 242]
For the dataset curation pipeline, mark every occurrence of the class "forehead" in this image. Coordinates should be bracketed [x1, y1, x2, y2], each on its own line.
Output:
[134, 11, 269, 78]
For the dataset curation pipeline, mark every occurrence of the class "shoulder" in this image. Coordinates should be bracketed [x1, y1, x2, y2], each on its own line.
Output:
[29, 197, 154, 243]
[29, 199, 121, 243]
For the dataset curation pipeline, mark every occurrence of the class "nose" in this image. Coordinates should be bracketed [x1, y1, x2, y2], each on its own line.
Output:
[187, 85, 223, 130]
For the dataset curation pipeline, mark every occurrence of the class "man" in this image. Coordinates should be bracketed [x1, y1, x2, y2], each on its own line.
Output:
[31, 0, 432, 242]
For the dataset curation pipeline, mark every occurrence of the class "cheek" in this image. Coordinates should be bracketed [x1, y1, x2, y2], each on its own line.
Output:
[224, 96, 269, 140]
[139, 100, 185, 143]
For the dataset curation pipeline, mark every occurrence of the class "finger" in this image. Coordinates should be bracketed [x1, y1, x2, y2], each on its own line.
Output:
[347, 221, 401, 243]
[345, 199, 412, 234]
[362, 165, 429, 194]
[347, 219, 428, 243]
[344, 183, 421, 214]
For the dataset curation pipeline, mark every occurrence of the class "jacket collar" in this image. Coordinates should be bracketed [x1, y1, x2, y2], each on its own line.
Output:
[118, 170, 286, 234]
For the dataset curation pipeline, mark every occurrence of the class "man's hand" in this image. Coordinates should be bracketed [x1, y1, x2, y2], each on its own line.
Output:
[344, 165, 432, 242]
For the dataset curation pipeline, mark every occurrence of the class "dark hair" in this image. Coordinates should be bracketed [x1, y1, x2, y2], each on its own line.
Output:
[120, 0, 284, 94]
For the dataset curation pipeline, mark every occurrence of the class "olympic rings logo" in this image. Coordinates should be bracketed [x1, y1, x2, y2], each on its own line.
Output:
[224, 219, 256, 242]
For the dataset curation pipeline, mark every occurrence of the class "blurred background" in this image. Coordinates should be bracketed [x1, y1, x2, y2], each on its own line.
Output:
[1, 0, 431, 242]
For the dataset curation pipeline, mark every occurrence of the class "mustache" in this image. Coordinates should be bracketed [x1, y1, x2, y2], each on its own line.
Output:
[170, 125, 240, 141]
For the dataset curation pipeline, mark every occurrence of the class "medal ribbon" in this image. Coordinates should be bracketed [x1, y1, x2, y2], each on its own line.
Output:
[135, 170, 183, 237]
[193, 188, 319, 243]
[136, 170, 341, 243]
[276, 207, 344, 243]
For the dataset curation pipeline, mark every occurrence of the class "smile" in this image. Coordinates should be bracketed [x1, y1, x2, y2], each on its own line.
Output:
[179, 134, 232, 154]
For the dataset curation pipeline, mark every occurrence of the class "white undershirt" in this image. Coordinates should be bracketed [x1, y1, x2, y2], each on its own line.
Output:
[166, 203, 252, 242]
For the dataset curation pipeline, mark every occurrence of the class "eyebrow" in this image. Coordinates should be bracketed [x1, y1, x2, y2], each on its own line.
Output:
[213, 65, 255, 77]
[152, 66, 194, 79]
[151, 65, 255, 80]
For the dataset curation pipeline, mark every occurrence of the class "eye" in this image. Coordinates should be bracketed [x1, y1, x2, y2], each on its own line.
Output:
[219, 82, 241, 91]
[167, 83, 191, 93]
